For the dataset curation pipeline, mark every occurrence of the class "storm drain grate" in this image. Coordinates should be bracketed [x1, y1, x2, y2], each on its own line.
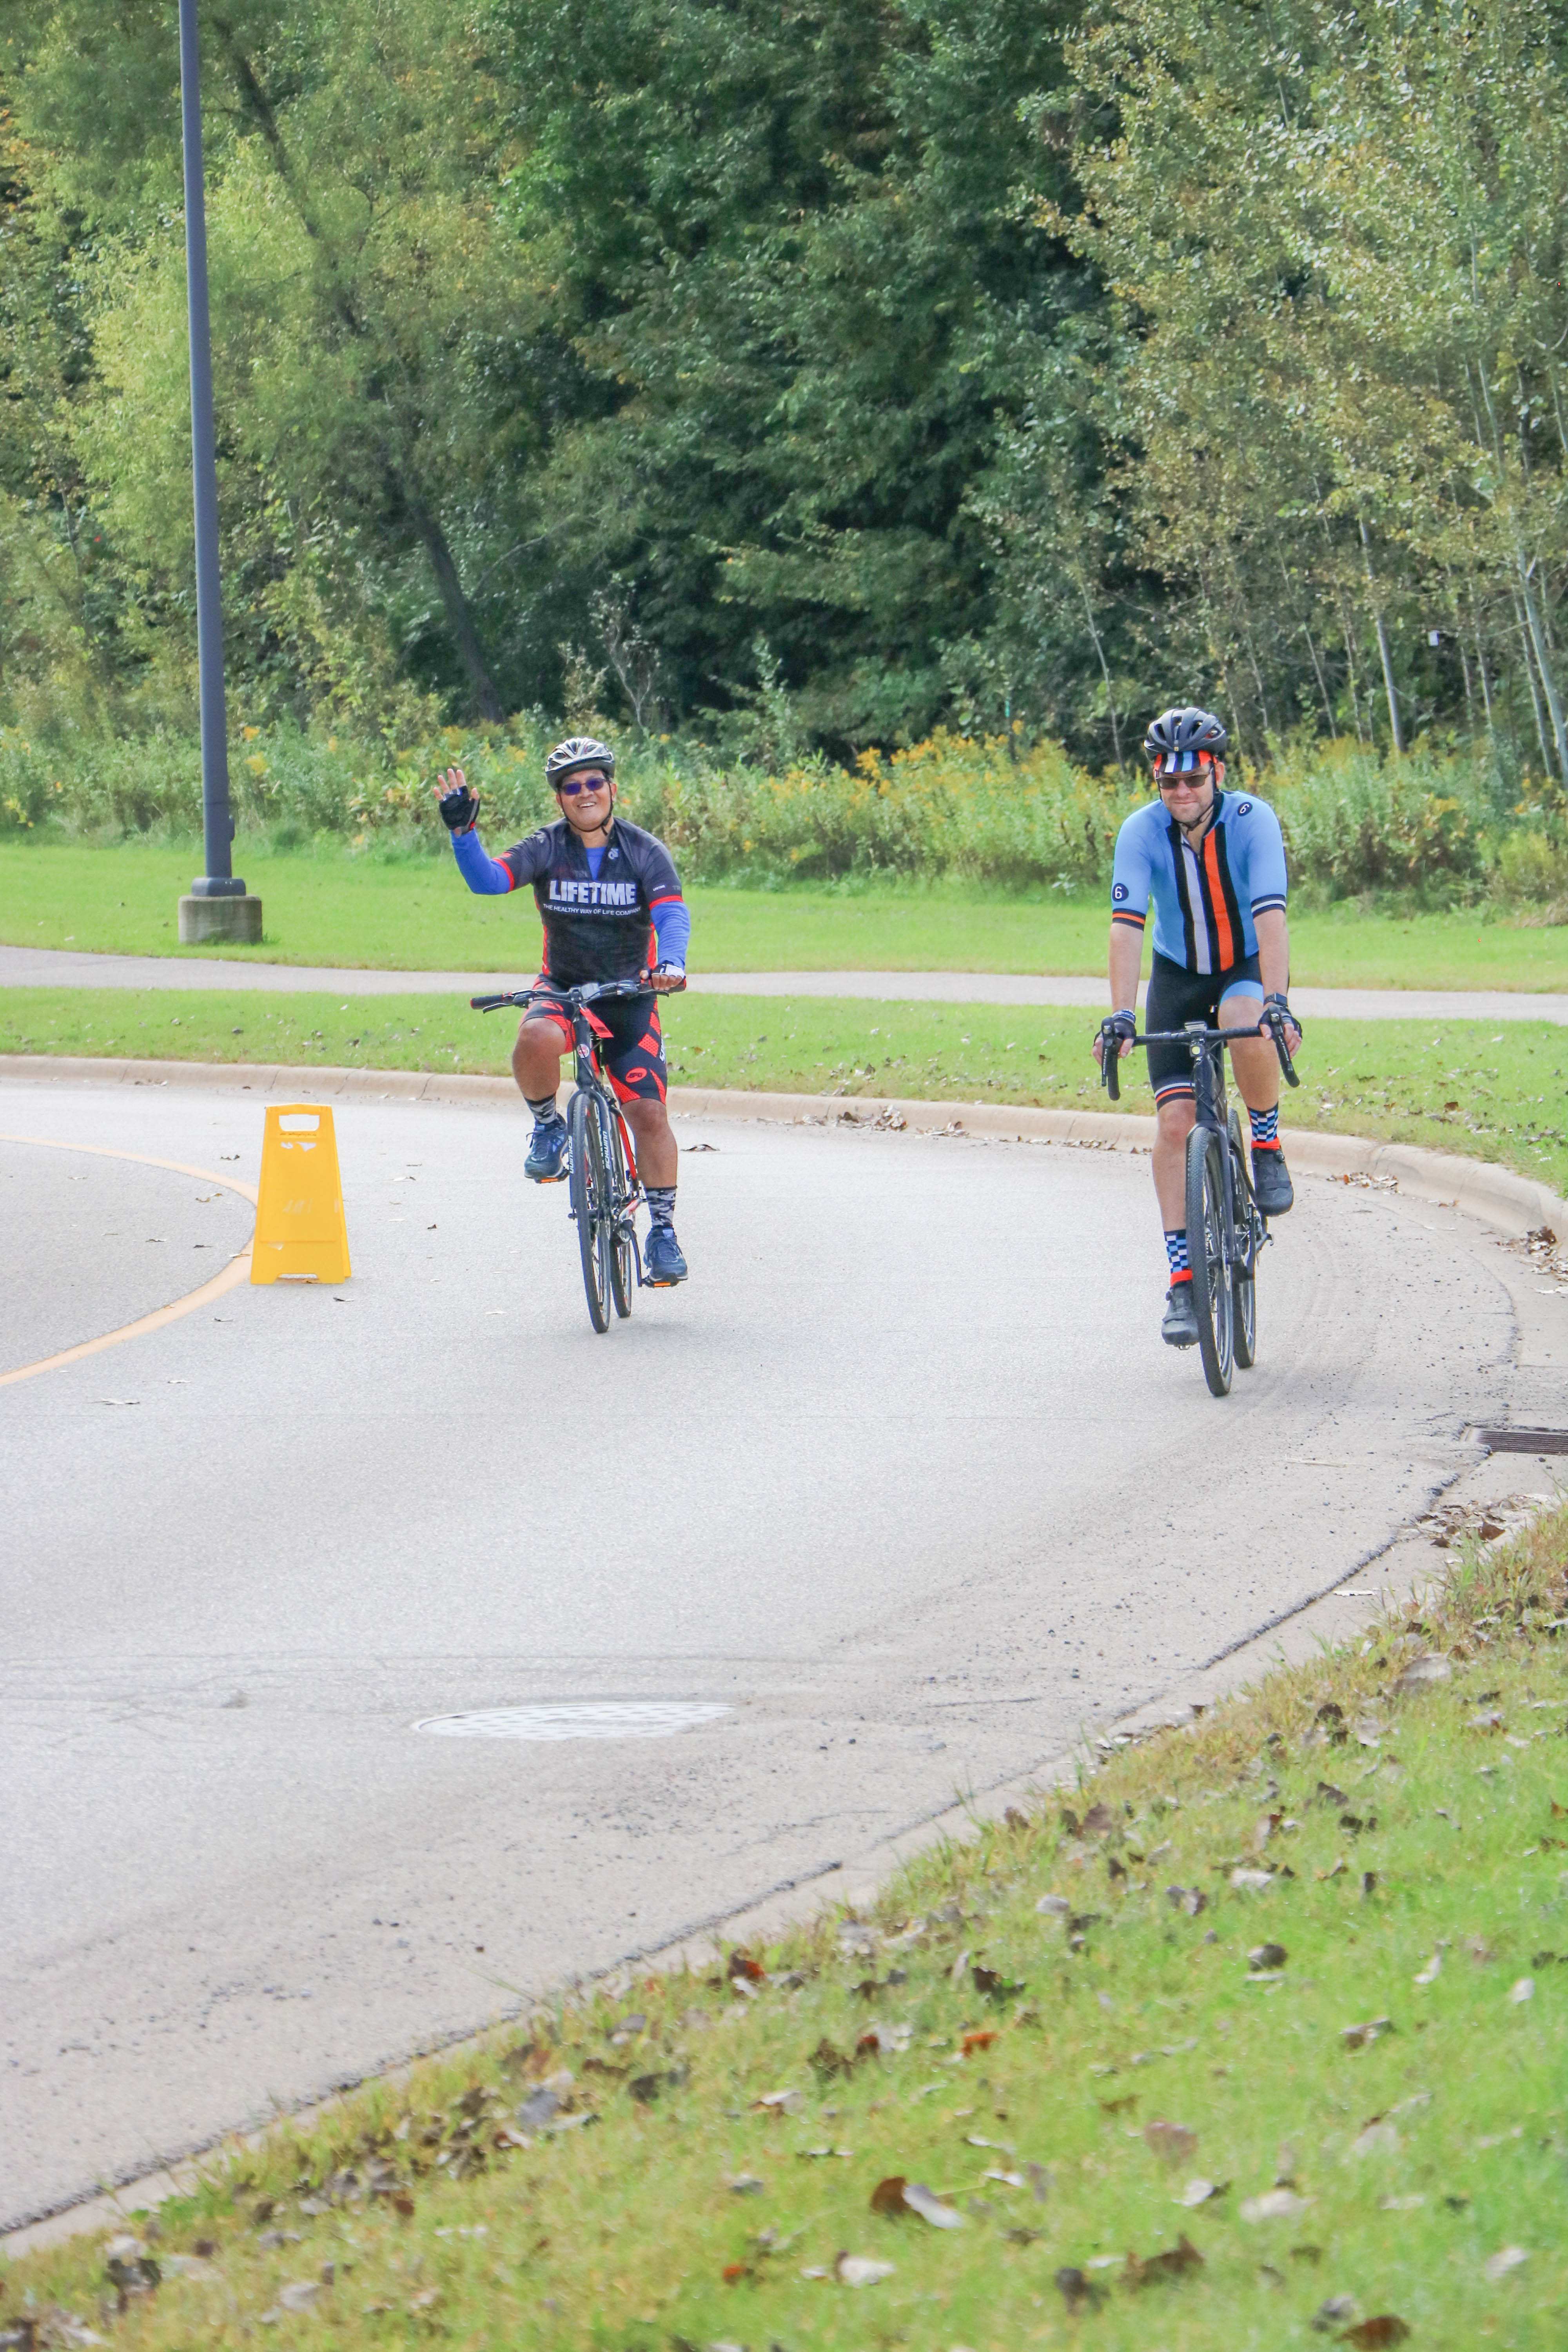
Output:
[415, 1699, 731, 1742]
[1475, 1427, 1568, 1455]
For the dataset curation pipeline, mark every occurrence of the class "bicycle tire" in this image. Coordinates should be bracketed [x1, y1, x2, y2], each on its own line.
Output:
[601, 1096, 635, 1319]
[568, 1089, 610, 1333]
[1185, 1123, 1234, 1397]
[1228, 1109, 1258, 1370]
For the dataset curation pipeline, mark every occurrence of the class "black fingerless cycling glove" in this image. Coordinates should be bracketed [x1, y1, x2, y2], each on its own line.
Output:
[438, 782, 481, 833]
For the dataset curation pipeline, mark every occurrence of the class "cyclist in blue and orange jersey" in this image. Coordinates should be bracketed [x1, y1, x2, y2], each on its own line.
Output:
[433, 736, 693, 1286]
[1094, 706, 1303, 1349]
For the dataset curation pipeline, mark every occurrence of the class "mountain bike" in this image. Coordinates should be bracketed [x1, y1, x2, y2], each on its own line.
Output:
[1102, 1013, 1299, 1396]
[471, 975, 678, 1334]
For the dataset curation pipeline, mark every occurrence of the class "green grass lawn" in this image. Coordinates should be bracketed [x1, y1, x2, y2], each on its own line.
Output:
[4, 988, 1566, 1197]
[3, 838, 1568, 988]
[9, 1502, 1566, 2348]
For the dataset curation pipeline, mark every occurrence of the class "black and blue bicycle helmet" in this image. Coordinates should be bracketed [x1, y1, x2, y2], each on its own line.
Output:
[1143, 706, 1228, 773]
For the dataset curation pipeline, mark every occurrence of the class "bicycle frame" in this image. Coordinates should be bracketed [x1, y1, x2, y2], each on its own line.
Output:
[1101, 1011, 1299, 1262]
[471, 975, 647, 1178]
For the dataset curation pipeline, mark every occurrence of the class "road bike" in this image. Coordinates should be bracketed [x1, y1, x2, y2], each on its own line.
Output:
[1102, 1012, 1299, 1396]
[471, 975, 681, 1334]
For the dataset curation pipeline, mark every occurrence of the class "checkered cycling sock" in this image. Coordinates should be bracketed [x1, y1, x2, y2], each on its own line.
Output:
[525, 1093, 561, 1125]
[1164, 1229, 1192, 1283]
[1249, 1103, 1281, 1151]
[645, 1184, 677, 1230]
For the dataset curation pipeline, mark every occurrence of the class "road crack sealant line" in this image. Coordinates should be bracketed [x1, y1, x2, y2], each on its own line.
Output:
[2, 1056, 1564, 2252]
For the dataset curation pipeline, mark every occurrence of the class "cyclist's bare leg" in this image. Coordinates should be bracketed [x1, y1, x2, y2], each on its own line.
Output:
[1153, 1093, 1198, 1225]
[512, 1016, 572, 1101]
[1221, 989, 1279, 1120]
[622, 1097, 677, 1189]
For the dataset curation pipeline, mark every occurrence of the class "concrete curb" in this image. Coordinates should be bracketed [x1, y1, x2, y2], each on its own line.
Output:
[4, 1053, 1564, 1242]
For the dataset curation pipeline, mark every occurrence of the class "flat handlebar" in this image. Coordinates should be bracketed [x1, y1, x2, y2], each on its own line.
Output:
[1099, 1016, 1299, 1103]
[470, 973, 684, 1014]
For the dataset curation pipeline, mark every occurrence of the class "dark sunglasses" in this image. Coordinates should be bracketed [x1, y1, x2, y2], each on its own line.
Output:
[555, 772, 609, 796]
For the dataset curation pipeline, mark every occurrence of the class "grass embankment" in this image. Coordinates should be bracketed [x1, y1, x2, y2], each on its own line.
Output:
[3, 841, 1568, 989]
[8, 1510, 1568, 2347]
[4, 990, 1566, 1197]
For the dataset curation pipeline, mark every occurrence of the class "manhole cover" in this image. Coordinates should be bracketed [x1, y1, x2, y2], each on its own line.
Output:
[1475, 1427, 1568, 1455]
[415, 1699, 731, 1742]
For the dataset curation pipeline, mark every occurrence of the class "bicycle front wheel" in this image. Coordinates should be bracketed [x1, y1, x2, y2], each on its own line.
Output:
[600, 1097, 635, 1320]
[1185, 1123, 1234, 1397]
[1228, 1110, 1258, 1370]
[568, 1089, 610, 1333]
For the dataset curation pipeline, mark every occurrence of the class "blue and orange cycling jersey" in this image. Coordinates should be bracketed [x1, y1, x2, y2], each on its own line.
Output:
[1110, 790, 1287, 975]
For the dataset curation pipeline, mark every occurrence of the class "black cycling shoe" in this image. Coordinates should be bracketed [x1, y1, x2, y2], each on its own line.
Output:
[1251, 1145, 1294, 1218]
[644, 1224, 688, 1285]
[524, 1115, 569, 1183]
[1162, 1279, 1200, 1348]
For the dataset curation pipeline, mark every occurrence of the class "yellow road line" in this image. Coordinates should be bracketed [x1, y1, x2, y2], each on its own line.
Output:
[0, 1132, 259, 1388]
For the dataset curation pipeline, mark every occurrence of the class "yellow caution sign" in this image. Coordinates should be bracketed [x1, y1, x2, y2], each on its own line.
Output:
[251, 1103, 352, 1285]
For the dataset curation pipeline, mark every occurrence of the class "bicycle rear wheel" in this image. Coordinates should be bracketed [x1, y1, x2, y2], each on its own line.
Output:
[1227, 1110, 1258, 1370]
[568, 1089, 610, 1333]
[601, 1098, 635, 1319]
[1185, 1123, 1234, 1397]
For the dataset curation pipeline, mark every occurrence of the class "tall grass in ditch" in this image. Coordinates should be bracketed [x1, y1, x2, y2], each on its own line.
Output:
[2, 718, 1565, 906]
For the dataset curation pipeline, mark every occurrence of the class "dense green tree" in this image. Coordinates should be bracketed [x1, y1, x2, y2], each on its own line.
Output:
[494, 0, 1099, 746]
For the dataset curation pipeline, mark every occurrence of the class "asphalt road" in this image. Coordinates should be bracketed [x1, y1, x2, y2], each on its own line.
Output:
[0, 1073, 1548, 2230]
[2, 941, 1564, 1022]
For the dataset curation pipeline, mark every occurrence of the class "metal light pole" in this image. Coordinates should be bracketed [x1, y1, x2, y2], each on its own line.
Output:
[176, 0, 260, 944]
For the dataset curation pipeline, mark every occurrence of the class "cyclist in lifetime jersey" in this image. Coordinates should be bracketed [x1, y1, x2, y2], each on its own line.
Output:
[433, 735, 693, 1286]
[1093, 705, 1303, 1350]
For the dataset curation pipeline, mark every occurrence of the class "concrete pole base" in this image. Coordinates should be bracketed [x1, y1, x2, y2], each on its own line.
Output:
[178, 895, 263, 945]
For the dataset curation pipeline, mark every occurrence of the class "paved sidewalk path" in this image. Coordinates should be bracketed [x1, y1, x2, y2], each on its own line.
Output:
[2, 943, 1566, 1024]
